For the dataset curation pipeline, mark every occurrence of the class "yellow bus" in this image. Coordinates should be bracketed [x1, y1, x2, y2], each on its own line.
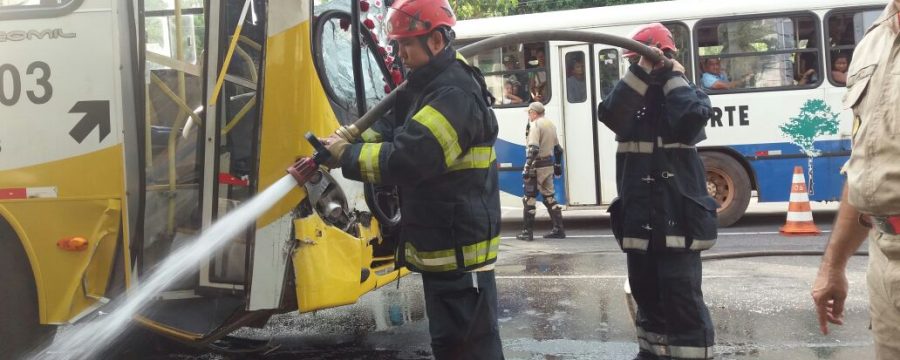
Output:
[0, 0, 405, 355]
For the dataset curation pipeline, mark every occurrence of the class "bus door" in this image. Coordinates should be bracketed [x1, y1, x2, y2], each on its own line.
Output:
[593, 46, 623, 204]
[135, 0, 269, 341]
[558, 45, 622, 206]
[559, 45, 598, 205]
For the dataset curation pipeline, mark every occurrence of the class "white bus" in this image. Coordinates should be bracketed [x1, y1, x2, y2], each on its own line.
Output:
[455, 0, 886, 226]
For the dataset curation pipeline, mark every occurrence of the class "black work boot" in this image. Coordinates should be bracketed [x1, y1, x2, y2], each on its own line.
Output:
[517, 204, 536, 241]
[516, 229, 533, 241]
[543, 208, 566, 239]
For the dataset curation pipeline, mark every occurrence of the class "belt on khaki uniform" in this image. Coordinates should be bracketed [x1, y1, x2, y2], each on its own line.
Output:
[533, 157, 553, 167]
[862, 214, 900, 235]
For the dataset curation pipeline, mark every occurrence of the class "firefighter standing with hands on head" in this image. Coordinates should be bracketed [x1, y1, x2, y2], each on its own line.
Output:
[812, 2, 900, 358]
[598, 23, 717, 359]
[516, 102, 565, 241]
[320, 0, 504, 359]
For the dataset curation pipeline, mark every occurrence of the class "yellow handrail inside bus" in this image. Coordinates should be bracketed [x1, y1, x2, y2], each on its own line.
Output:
[209, 0, 253, 107]
[221, 95, 257, 136]
[233, 45, 258, 83]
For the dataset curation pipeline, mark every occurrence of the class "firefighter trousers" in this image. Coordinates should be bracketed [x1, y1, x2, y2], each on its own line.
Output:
[422, 270, 505, 360]
[627, 251, 715, 359]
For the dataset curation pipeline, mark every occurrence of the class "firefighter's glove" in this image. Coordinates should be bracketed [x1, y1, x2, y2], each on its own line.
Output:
[554, 164, 562, 177]
[652, 59, 687, 84]
[320, 135, 349, 169]
[637, 47, 665, 75]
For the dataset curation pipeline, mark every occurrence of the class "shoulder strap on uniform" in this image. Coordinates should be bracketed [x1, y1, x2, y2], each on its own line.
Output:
[456, 51, 496, 107]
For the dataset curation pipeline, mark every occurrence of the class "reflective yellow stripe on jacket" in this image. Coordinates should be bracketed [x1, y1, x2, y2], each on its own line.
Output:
[358, 143, 382, 183]
[447, 146, 495, 172]
[412, 105, 462, 167]
[404, 236, 500, 272]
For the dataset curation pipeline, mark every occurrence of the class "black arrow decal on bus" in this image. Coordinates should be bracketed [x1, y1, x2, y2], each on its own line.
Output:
[68, 100, 110, 144]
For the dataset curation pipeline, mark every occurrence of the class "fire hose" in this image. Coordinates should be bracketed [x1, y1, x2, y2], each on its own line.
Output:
[289, 30, 669, 181]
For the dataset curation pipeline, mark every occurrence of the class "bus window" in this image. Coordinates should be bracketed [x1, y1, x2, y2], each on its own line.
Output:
[696, 14, 821, 92]
[315, 7, 391, 124]
[663, 22, 693, 81]
[0, 0, 76, 10]
[565, 52, 587, 103]
[825, 8, 882, 87]
[0, 0, 80, 19]
[596, 49, 620, 101]
[469, 42, 550, 107]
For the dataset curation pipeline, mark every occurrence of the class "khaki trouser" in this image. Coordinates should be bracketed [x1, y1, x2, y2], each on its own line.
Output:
[868, 230, 900, 359]
[536, 166, 554, 197]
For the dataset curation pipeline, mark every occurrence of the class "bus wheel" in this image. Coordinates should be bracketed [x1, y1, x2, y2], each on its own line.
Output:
[0, 221, 57, 358]
[700, 152, 751, 227]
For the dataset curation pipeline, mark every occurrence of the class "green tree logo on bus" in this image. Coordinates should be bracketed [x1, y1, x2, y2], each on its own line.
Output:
[779, 99, 840, 195]
[779, 99, 840, 158]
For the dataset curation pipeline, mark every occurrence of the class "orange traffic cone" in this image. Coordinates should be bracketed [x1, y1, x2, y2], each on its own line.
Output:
[780, 166, 821, 235]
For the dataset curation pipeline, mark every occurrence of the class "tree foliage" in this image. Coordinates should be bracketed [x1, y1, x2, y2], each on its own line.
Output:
[453, 0, 666, 20]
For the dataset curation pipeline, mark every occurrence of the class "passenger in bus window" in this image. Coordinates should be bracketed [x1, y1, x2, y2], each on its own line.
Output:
[566, 59, 587, 103]
[528, 48, 548, 102]
[598, 23, 717, 360]
[795, 52, 818, 85]
[700, 57, 751, 90]
[831, 53, 850, 85]
[502, 80, 525, 105]
[504, 55, 530, 101]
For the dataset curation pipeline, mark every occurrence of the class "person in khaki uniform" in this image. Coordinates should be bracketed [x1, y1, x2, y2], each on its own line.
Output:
[516, 102, 565, 241]
[812, 2, 900, 358]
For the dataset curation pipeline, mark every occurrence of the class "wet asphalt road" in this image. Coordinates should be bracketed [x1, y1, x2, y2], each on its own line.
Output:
[121, 208, 876, 359]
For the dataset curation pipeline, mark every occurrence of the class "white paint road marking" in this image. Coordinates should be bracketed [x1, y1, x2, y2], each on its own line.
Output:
[495, 275, 748, 280]
[500, 230, 831, 241]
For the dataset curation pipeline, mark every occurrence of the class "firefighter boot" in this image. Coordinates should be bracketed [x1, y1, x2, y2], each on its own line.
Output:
[543, 200, 565, 239]
[517, 198, 536, 241]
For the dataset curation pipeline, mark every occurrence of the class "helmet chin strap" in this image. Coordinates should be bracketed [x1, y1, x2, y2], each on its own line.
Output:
[416, 27, 454, 60]
[417, 35, 435, 59]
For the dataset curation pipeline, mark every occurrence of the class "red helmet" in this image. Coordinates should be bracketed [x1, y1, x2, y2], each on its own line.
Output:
[385, 0, 456, 40]
[623, 23, 676, 58]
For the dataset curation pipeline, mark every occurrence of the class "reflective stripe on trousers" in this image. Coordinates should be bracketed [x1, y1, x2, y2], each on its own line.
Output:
[637, 323, 715, 359]
[405, 236, 500, 272]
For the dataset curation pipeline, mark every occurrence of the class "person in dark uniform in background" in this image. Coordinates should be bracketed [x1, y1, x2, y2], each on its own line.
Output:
[598, 23, 718, 359]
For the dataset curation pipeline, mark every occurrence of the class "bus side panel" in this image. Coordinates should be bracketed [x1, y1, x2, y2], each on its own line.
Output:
[255, 16, 337, 228]
[729, 140, 848, 202]
[0, 146, 124, 324]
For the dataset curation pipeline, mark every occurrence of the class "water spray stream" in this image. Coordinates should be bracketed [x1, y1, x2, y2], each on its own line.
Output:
[34, 175, 298, 360]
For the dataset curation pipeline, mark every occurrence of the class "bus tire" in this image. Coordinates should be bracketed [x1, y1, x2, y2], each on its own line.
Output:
[0, 220, 57, 358]
[700, 152, 751, 228]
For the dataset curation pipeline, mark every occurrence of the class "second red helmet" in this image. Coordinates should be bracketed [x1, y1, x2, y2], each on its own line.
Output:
[623, 23, 677, 58]
[385, 0, 456, 40]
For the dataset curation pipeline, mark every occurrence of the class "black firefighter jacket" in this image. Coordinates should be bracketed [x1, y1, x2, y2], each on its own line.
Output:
[598, 64, 718, 253]
[340, 47, 502, 273]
